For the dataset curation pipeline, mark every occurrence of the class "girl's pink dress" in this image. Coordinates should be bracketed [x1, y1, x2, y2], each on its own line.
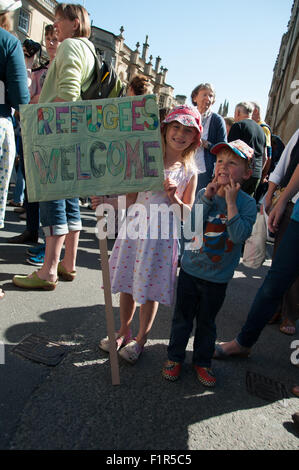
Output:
[109, 165, 196, 305]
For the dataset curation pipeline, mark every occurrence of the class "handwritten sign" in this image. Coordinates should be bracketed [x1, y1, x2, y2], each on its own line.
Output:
[20, 94, 164, 202]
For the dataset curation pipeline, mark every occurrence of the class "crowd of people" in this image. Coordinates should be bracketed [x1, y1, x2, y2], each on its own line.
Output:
[0, 1, 298, 427]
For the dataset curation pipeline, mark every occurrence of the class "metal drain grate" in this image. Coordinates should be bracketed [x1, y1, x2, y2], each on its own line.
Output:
[246, 371, 289, 402]
[12, 334, 68, 366]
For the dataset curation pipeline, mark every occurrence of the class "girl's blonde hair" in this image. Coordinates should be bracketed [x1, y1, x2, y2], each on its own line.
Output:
[0, 12, 12, 31]
[161, 122, 198, 172]
[55, 3, 91, 38]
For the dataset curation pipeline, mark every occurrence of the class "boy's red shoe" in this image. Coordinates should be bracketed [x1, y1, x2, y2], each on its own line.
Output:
[194, 365, 216, 387]
[162, 360, 182, 381]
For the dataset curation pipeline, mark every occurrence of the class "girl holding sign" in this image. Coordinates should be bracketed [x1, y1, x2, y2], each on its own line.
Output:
[92, 105, 202, 363]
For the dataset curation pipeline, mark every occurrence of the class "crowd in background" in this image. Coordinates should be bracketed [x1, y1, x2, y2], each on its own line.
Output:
[0, 1, 298, 427]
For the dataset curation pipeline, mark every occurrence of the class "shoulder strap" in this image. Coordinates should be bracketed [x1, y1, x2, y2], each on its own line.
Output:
[75, 37, 97, 59]
[260, 123, 272, 134]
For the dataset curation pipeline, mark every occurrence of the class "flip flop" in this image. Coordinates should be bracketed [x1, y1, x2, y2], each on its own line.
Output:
[280, 319, 296, 336]
[213, 342, 250, 359]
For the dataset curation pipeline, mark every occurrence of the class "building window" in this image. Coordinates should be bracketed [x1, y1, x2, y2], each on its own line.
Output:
[159, 94, 165, 107]
[18, 8, 30, 34]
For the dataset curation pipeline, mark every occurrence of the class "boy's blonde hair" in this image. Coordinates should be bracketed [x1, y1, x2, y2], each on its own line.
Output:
[216, 147, 253, 171]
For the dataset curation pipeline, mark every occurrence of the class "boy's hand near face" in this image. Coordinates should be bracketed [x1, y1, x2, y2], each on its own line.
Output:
[204, 177, 220, 200]
[224, 176, 240, 219]
[224, 176, 241, 204]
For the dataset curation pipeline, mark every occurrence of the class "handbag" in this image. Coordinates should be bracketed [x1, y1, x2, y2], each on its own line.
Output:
[242, 206, 267, 269]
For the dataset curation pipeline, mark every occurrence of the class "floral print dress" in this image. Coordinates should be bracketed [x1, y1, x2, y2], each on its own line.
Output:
[109, 165, 196, 306]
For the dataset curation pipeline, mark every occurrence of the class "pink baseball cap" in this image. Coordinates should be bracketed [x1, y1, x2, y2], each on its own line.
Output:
[162, 105, 203, 136]
[211, 139, 254, 161]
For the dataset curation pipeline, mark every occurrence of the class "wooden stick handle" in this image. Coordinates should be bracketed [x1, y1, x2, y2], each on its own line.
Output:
[97, 217, 120, 385]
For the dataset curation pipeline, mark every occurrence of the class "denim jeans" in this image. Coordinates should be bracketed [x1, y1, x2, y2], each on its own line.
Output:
[237, 219, 299, 348]
[39, 198, 82, 237]
[167, 268, 227, 367]
[19, 138, 40, 233]
[13, 164, 25, 204]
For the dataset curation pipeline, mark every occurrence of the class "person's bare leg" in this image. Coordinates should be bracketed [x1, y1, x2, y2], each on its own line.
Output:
[118, 292, 137, 337]
[36, 234, 65, 282]
[135, 300, 159, 347]
[60, 230, 80, 272]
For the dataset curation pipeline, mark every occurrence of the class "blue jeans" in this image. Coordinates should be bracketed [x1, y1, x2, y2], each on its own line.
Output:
[13, 163, 25, 204]
[237, 219, 299, 348]
[39, 198, 82, 237]
[167, 269, 227, 367]
[19, 137, 40, 233]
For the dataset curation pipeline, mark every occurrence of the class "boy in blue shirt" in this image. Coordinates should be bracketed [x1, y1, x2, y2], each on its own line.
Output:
[162, 140, 257, 386]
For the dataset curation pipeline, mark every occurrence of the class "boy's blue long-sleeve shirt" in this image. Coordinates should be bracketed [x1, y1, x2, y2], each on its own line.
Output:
[181, 189, 257, 284]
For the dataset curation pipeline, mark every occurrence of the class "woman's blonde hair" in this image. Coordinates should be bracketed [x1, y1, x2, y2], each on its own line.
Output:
[0, 12, 12, 31]
[55, 3, 91, 38]
[161, 122, 198, 172]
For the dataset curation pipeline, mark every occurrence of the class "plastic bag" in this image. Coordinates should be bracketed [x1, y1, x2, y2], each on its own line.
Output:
[242, 208, 267, 269]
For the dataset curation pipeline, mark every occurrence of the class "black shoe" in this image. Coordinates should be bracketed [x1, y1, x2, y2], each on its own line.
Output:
[7, 230, 39, 244]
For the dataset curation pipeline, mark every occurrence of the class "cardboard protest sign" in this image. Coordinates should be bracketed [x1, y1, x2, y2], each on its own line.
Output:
[20, 94, 164, 202]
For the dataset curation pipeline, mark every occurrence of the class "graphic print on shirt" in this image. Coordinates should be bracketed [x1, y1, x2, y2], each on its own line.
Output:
[190, 213, 234, 264]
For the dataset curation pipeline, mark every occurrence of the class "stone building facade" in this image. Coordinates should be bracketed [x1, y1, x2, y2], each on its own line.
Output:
[265, 0, 299, 144]
[90, 26, 185, 108]
[11, 0, 184, 108]
[12, 0, 57, 48]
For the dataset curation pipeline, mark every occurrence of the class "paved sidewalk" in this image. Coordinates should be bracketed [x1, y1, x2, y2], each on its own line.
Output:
[0, 204, 298, 450]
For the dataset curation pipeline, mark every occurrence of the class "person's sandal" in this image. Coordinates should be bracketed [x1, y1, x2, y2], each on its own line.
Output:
[279, 318, 296, 336]
[99, 330, 132, 352]
[57, 262, 76, 281]
[13, 271, 58, 291]
[118, 339, 143, 364]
